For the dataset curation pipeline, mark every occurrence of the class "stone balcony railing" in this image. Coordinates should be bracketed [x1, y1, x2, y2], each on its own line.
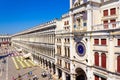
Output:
[55, 30, 70, 35]
[92, 21, 120, 31]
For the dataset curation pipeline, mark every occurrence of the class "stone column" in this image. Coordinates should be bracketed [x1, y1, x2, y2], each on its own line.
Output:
[62, 72, 66, 80]
[86, 37, 93, 66]
[71, 74, 76, 80]
[87, 4, 93, 31]
[86, 67, 93, 80]
[55, 68, 59, 79]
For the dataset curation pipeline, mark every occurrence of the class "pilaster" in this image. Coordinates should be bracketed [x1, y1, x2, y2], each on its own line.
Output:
[71, 74, 76, 80]
[108, 35, 115, 72]
[87, 4, 93, 31]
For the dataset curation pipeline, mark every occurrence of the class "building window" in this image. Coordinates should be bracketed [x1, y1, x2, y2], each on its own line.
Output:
[57, 59, 59, 64]
[101, 39, 106, 45]
[94, 75, 99, 80]
[95, 52, 99, 66]
[60, 60, 62, 66]
[74, 24, 76, 28]
[103, 20, 108, 29]
[68, 47, 70, 58]
[101, 53, 106, 68]
[83, 22, 87, 27]
[110, 8, 116, 15]
[65, 62, 67, 68]
[94, 39, 99, 45]
[57, 38, 61, 43]
[68, 63, 70, 70]
[103, 10, 108, 16]
[110, 19, 116, 28]
[65, 38, 70, 43]
[64, 21, 66, 25]
[118, 39, 120, 46]
[67, 21, 69, 25]
[57, 46, 61, 55]
[64, 47, 70, 58]
[117, 56, 120, 73]
[94, 75, 106, 80]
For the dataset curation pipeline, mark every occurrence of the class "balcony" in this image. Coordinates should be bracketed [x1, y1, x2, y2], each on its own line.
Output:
[102, 15, 118, 21]
[93, 21, 120, 31]
[55, 30, 70, 35]
[93, 45, 108, 52]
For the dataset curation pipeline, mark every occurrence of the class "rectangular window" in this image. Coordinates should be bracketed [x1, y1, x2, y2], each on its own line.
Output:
[64, 21, 66, 25]
[110, 19, 116, 28]
[94, 39, 99, 45]
[68, 63, 70, 70]
[57, 59, 59, 64]
[110, 8, 116, 15]
[67, 21, 69, 25]
[103, 10, 108, 16]
[101, 39, 106, 45]
[103, 20, 108, 29]
[83, 22, 87, 26]
[118, 39, 120, 46]
[60, 60, 62, 66]
[65, 47, 67, 56]
[65, 62, 67, 68]
[57, 46, 61, 55]
[68, 47, 70, 58]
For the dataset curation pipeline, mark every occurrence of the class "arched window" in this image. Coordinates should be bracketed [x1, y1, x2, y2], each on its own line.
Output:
[101, 53, 106, 68]
[94, 52, 99, 66]
[117, 56, 120, 73]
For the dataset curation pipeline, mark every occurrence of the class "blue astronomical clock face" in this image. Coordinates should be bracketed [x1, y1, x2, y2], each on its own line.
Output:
[76, 42, 86, 56]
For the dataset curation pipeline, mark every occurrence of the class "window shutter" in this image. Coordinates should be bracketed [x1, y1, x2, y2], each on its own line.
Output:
[103, 10, 108, 16]
[118, 39, 120, 46]
[110, 8, 116, 15]
[94, 39, 99, 45]
[101, 53, 106, 68]
[101, 39, 106, 45]
[117, 56, 120, 73]
[103, 21, 108, 29]
[110, 19, 116, 28]
[95, 52, 99, 66]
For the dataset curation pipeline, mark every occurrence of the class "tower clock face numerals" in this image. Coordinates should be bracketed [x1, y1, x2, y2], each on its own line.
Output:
[76, 42, 86, 56]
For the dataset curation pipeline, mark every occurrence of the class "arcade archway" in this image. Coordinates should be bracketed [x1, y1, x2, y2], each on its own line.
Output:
[75, 68, 87, 80]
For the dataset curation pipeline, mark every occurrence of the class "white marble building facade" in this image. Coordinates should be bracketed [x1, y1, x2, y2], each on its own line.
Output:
[11, 0, 120, 80]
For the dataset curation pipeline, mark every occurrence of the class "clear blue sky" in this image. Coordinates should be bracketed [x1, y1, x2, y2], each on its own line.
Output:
[0, 0, 69, 34]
